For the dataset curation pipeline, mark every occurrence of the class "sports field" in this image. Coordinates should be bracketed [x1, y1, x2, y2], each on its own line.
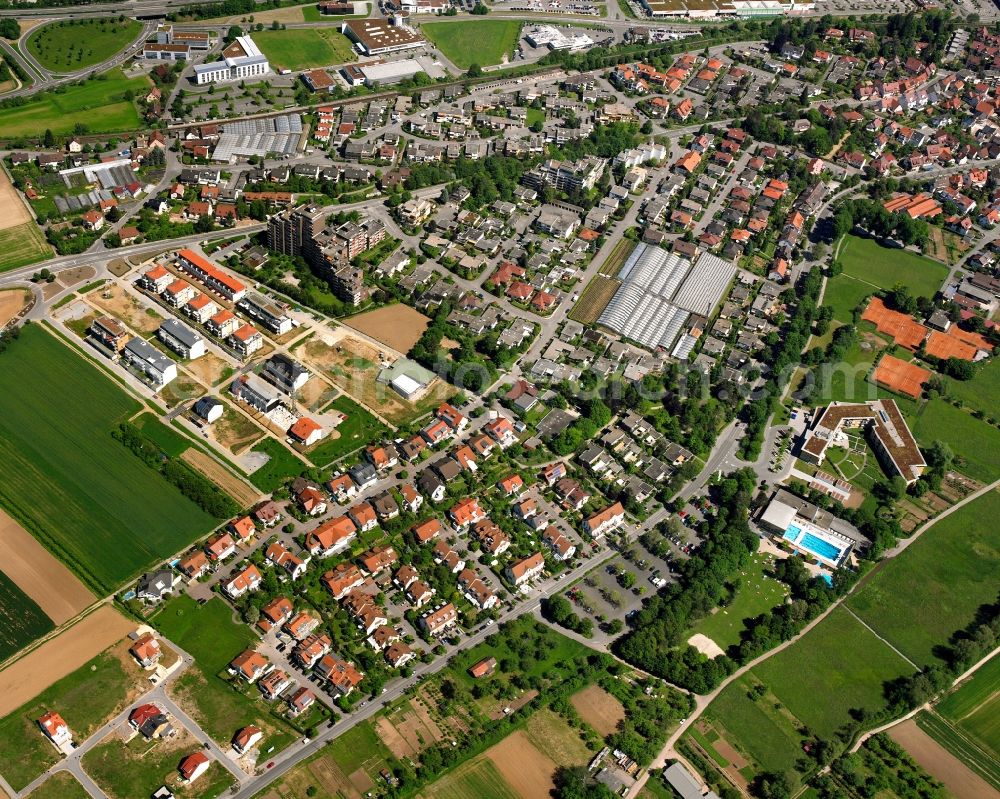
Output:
[26, 19, 142, 72]
[848, 489, 1000, 667]
[0, 326, 217, 593]
[253, 27, 356, 70]
[0, 571, 53, 663]
[688, 553, 788, 652]
[421, 20, 522, 69]
[837, 235, 949, 299]
[0, 69, 148, 138]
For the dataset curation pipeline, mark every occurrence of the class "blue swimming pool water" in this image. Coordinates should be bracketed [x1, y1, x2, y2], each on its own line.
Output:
[784, 524, 802, 542]
[798, 532, 843, 562]
[820, 573, 834, 587]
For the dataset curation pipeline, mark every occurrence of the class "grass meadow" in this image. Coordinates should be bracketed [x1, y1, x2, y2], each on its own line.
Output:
[249, 437, 306, 492]
[0, 70, 148, 138]
[306, 394, 388, 467]
[253, 28, 356, 70]
[0, 325, 217, 593]
[847, 489, 1000, 668]
[26, 19, 142, 72]
[421, 20, 522, 69]
[908, 400, 1000, 483]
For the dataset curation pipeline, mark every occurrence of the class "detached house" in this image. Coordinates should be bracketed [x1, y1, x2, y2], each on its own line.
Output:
[506, 552, 545, 586]
[225, 564, 262, 598]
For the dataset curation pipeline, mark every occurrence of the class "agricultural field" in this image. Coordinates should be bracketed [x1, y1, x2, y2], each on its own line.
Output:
[0, 635, 146, 791]
[421, 20, 522, 69]
[837, 235, 950, 299]
[848, 488, 1000, 666]
[248, 437, 306, 493]
[305, 394, 389, 467]
[891, 717, 998, 799]
[424, 758, 521, 799]
[253, 27, 356, 71]
[0, 69, 149, 138]
[570, 684, 625, 736]
[0, 571, 54, 663]
[569, 275, 621, 325]
[0, 326, 218, 593]
[0, 169, 51, 274]
[688, 552, 789, 653]
[26, 19, 142, 72]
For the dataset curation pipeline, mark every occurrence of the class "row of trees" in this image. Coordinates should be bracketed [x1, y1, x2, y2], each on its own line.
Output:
[113, 422, 238, 518]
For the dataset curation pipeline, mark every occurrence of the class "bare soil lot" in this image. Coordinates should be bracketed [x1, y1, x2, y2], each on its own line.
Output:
[58, 266, 96, 289]
[344, 305, 431, 354]
[0, 509, 93, 626]
[212, 404, 265, 455]
[89, 283, 162, 334]
[300, 327, 452, 426]
[485, 730, 558, 799]
[0, 168, 31, 231]
[0, 606, 135, 717]
[185, 351, 234, 387]
[570, 684, 626, 737]
[180, 448, 260, 508]
[889, 719, 998, 799]
[0, 289, 29, 328]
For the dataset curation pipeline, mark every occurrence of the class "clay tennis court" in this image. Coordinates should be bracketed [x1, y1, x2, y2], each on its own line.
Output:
[924, 325, 992, 361]
[485, 730, 558, 798]
[889, 719, 998, 799]
[344, 305, 432, 354]
[0, 606, 134, 717]
[862, 298, 928, 351]
[871, 354, 931, 399]
[0, 509, 93, 626]
[570, 684, 625, 736]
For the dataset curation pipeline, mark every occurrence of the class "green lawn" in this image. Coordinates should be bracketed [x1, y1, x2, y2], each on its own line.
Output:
[0, 646, 141, 791]
[424, 757, 521, 799]
[908, 399, 1000, 483]
[27, 19, 142, 73]
[754, 607, 912, 740]
[27, 772, 91, 799]
[306, 394, 388, 467]
[688, 553, 789, 652]
[0, 222, 52, 273]
[837, 235, 950, 299]
[0, 571, 54, 662]
[84, 735, 234, 799]
[324, 721, 392, 775]
[944, 357, 1000, 421]
[154, 595, 255, 675]
[253, 28, 356, 70]
[248, 437, 305, 492]
[134, 412, 192, 458]
[154, 595, 296, 754]
[422, 20, 522, 69]
[0, 325, 218, 593]
[0, 69, 149, 138]
[848, 489, 1000, 668]
[703, 676, 805, 780]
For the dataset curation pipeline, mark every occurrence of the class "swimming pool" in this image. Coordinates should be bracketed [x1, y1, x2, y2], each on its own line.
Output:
[783, 524, 846, 564]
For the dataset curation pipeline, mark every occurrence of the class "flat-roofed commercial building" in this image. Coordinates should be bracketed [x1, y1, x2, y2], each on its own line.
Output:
[341, 18, 425, 56]
[194, 36, 269, 84]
